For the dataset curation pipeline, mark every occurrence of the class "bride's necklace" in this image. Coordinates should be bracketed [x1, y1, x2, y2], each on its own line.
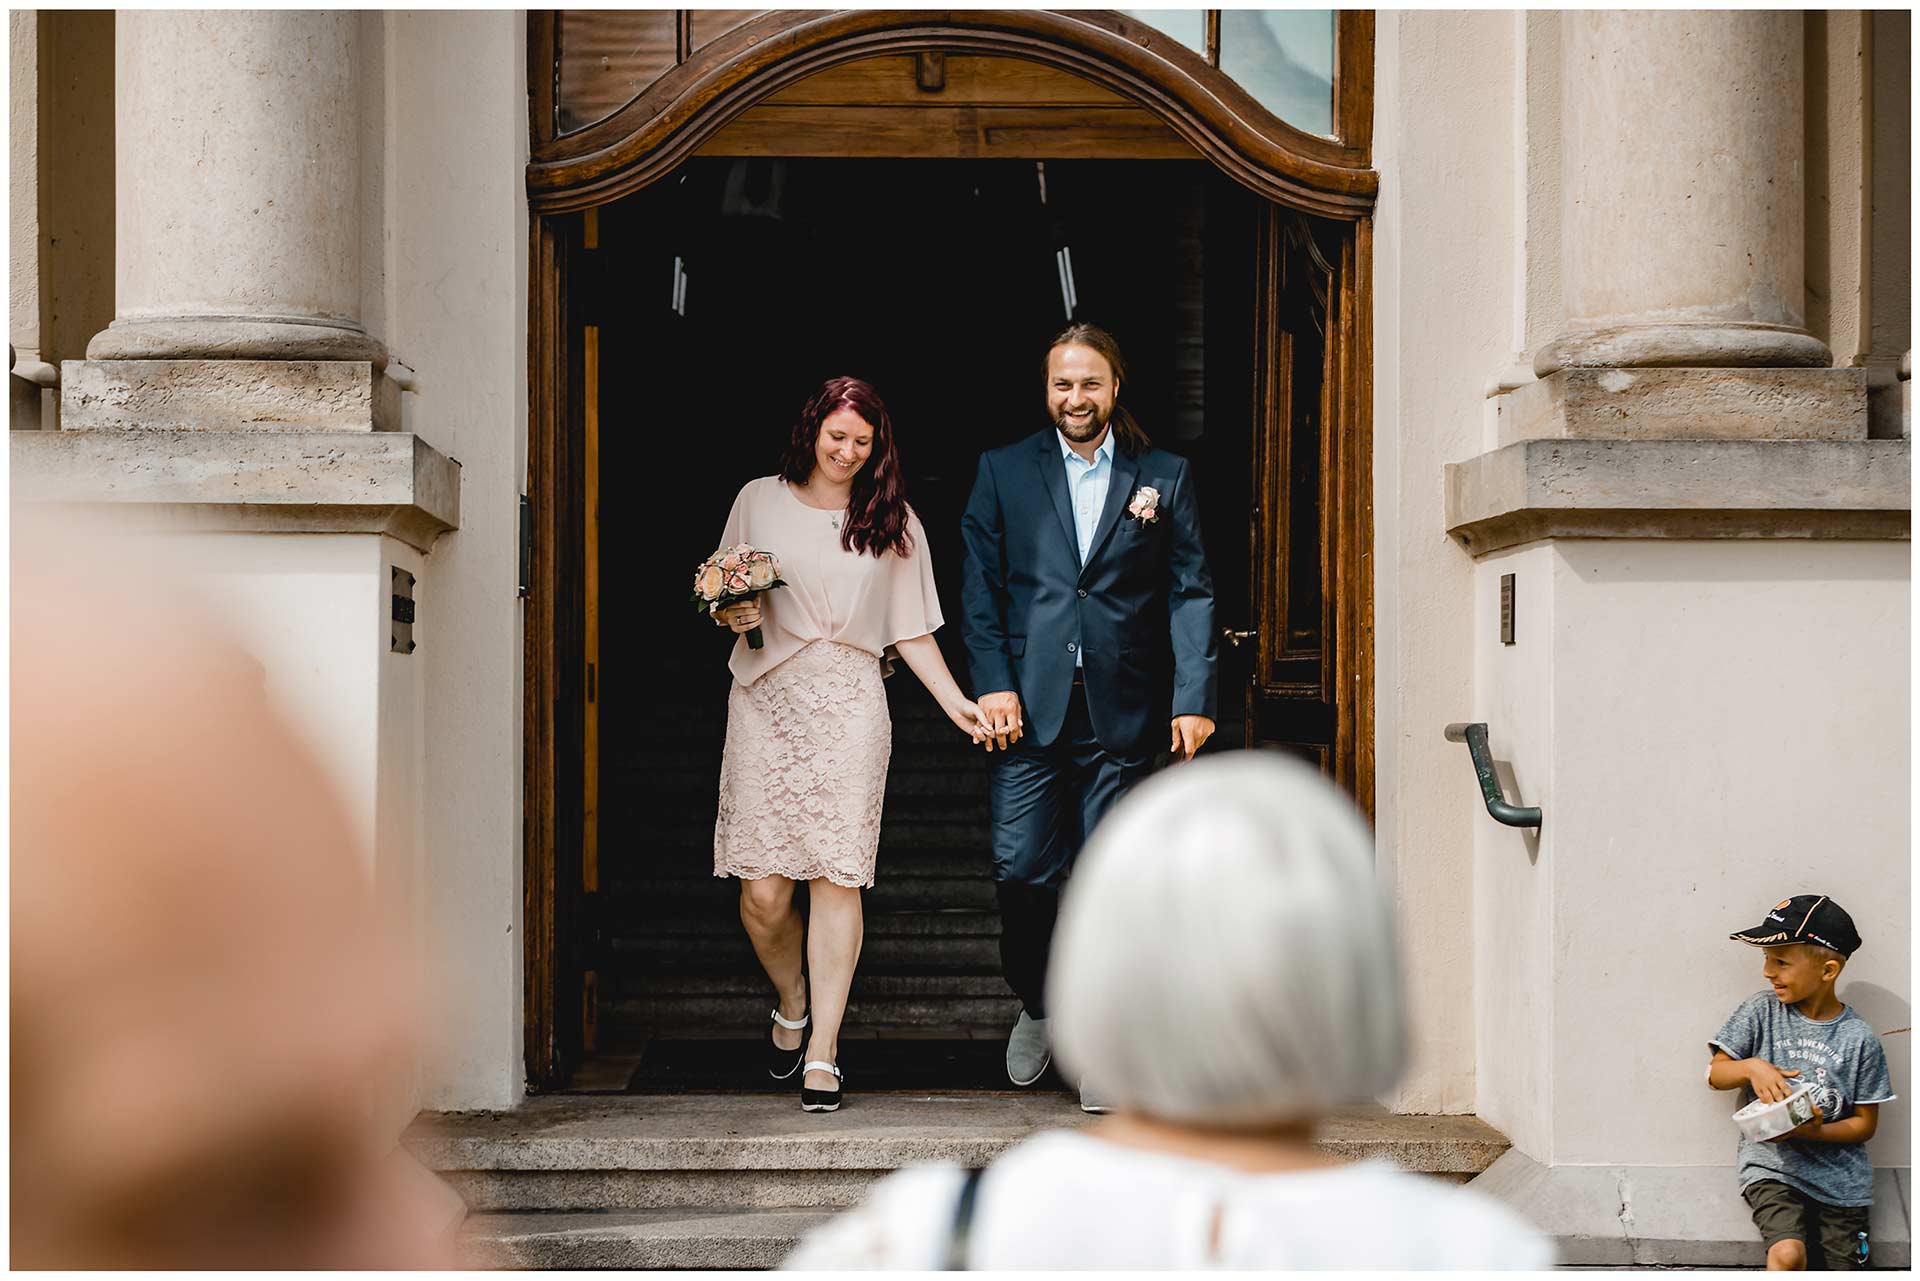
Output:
[797, 480, 849, 529]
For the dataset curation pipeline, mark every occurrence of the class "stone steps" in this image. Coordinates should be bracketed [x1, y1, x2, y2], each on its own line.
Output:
[605, 971, 1017, 1036]
[609, 873, 998, 915]
[615, 765, 989, 799]
[621, 818, 990, 852]
[623, 906, 1000, 941]
[414, 1094, 1514, 1269]
[605, 844, 990, 890]
[461, 1208, 835, 1270]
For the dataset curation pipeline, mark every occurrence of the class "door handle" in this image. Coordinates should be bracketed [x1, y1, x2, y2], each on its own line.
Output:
[1222, 627, 1255, 648]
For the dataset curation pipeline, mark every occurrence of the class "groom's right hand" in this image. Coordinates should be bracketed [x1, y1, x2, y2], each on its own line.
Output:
[977, 691, 1024, 752]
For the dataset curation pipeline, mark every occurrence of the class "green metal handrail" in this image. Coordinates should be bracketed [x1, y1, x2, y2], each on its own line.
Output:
[1444, 722, 1542, 829]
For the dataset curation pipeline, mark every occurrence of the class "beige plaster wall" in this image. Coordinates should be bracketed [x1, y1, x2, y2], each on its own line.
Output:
[162, 533, 388, 863]
[141, 529, 437, 1113]
[379, 10, 530, 1110]
[1371, 9, 1520, 1114]
[1470, 543, 1555, 1159]
[1547, 540, 1909, 1169]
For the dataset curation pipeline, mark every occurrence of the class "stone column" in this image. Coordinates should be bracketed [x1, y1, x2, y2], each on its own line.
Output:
[26, 9, 453, 536]
[1538, 11, 1830, 374]
[86, 10, 380, 366]
[10, 10, 50, 428]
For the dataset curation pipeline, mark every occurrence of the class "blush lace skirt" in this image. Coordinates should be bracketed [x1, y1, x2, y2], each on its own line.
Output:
[714, 640, 892, 888]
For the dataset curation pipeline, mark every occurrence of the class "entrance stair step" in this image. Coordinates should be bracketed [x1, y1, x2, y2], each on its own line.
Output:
[604, 844, 990, 889]
[607, 875, 998, 915]
[618, 766, 989, 799]
[633, 818, 990, 851]
[412, 1094, 1513, 1269]
[609, 995, 1019, 1035]
[624, 906, 1000, 940]
[460, 1207, 836, 1270]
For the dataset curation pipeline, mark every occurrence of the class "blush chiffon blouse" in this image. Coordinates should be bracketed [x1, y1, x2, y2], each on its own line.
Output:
[715, 476, 945, 683]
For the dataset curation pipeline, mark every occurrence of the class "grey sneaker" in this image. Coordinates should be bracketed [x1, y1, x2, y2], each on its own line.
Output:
[1006, 1010, 1051, 1086]
[1078, 1082, 1111, 1114]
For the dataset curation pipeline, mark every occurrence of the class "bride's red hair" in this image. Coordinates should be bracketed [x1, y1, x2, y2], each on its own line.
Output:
[779, 376, 913, 558]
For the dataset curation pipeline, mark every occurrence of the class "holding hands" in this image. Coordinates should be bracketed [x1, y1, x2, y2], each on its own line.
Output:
[947, 697, 992, 745]
[976, 691, 1025, 752]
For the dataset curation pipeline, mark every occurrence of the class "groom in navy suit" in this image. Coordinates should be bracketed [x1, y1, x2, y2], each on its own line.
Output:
[959, 322, 1218, 1110]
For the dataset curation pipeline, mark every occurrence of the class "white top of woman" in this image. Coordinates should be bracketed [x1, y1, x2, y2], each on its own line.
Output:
[717, 475, 943, 687]
[782, 1129, 1555, 1270]
[783, 751, 1559, 1270]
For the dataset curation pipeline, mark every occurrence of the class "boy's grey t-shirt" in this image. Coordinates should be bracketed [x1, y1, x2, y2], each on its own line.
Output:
[1709, 992, 1895, 1206]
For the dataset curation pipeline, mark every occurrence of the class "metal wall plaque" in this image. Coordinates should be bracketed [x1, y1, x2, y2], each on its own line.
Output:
[1499, 573, 1515, 646]
[392, 566, 417, 655]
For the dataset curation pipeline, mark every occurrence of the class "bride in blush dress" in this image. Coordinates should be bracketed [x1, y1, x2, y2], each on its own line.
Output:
[709, 375, 986, 1113]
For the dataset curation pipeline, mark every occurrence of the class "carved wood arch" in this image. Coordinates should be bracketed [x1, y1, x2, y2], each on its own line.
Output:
[528, 9, 1375, 219]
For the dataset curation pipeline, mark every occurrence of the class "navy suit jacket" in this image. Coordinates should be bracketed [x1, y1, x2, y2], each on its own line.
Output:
[959, 428, 1218, 753]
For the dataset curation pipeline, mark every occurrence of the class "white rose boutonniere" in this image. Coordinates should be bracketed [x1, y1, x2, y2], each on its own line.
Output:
[1127, 485, 1162, 524]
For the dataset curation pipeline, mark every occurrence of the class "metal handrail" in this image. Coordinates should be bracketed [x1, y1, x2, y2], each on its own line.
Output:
[1444, 722, 1542, 828]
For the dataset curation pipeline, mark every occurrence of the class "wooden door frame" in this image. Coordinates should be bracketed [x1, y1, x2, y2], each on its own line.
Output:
[524, 10, 1377, 1089]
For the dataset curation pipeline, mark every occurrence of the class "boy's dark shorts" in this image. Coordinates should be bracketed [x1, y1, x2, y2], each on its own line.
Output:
[1743, 1179, 1871, 1269]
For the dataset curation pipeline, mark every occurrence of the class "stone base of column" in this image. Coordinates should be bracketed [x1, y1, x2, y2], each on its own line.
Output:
[61, 360, 400, 432]
[11, 428, 460, 553]
[1495, 368, 1867, 446]
[1445, 438, 1910, 555]
[1472, 1150, 1910, 1267]
[1535, 322, 1832, 376]
[87, 316, 386, 365]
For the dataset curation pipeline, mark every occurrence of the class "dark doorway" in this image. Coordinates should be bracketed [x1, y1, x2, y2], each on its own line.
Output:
[563, 156, 1283, 1081]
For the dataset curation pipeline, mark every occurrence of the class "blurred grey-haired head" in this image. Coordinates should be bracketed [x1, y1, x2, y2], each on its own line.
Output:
[1048, 751, 1407, 1125]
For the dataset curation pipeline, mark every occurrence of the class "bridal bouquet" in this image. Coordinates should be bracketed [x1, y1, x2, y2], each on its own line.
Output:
[692, 544, 786, 650]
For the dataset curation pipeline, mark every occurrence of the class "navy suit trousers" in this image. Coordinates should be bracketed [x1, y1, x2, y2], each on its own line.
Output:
[987, 682, 1153, 1015]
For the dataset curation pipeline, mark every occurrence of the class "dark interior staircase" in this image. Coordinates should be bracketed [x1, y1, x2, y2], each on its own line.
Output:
[599, 651, 1017, 1056]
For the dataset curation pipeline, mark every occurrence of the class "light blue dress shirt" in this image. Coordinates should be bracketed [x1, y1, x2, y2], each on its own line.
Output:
[1059, 428, 1114, 668]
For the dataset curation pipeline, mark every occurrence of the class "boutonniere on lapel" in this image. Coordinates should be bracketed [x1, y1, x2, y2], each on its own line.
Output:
[1127, 485, 1162, 525]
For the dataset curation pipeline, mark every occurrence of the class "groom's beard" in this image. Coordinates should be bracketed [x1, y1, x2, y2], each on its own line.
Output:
[1053, 402, 1112, 443]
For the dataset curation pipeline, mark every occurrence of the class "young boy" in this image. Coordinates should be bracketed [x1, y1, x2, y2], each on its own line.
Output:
[1708, 894, 1895, 1270]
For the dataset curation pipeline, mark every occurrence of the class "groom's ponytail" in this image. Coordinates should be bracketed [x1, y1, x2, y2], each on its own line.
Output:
[1045, 322, 1152, 457]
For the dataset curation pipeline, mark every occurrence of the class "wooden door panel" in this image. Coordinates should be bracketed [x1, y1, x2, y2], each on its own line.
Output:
[1246, 205, 1349, 782]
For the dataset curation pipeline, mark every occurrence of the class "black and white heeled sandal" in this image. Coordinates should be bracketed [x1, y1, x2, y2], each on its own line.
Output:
[799, 1059, 844, 1113]
[768, 1008, 809, 1080]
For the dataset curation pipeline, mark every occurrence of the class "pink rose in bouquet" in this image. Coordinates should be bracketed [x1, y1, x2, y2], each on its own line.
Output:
[691, 544, 786, 649]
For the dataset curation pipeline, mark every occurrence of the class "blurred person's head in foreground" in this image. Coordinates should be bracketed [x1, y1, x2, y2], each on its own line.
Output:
[783, 751, 1554, 1270]
[11, 514, 461, 1268]
[1050, 751, 1405, 1132]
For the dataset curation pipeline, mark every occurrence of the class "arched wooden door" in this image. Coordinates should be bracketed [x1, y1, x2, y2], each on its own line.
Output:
[524, 10, 1376, 1088]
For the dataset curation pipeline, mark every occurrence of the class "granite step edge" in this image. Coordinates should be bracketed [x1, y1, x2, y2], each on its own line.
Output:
[459, 1207, 833, 1270]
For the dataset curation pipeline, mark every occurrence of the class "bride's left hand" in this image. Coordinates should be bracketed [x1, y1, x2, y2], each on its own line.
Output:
[946, 697, 990, 744]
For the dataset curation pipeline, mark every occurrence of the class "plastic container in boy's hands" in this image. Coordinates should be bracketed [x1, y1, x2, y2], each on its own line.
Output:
[1732, 1081, 1820, 1141]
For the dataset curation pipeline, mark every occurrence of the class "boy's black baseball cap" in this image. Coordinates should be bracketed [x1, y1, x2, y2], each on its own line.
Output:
[1730, 894, 1861, 957]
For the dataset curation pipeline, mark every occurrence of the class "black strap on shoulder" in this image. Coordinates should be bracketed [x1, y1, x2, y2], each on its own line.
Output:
[942, 1166, 986, 1271]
